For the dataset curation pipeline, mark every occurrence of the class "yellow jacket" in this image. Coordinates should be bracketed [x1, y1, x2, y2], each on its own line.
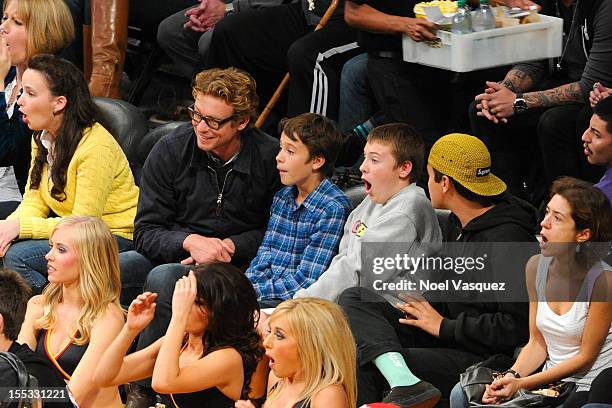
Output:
[9, 122, 139, 239]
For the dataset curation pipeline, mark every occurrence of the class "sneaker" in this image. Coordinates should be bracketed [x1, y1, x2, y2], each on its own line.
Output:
[125, 383, 156, 408]
[382, 382, 442, 408]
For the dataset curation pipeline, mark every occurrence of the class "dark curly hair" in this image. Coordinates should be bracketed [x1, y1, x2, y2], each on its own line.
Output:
[189, 263, 264, 400]
[27, 54, 97, 201]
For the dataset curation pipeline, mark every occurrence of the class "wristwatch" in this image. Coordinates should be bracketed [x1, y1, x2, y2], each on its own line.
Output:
[504, 369, 521, 378]
[513, 93, 529, 115]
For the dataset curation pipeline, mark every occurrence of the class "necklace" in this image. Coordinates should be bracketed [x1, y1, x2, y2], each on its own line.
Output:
[555, 0, 579, 71]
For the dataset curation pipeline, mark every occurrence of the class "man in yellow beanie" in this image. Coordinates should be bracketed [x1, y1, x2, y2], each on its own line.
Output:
[340, 133, 539, 407]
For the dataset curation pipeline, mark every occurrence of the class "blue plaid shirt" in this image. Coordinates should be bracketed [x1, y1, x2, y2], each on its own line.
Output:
[246, 178, 352, 300]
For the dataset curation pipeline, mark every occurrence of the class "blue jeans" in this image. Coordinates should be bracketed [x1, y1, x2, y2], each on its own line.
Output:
[4, 235, 133, 294]
[118, 250, 156, 306]
[135, 262, 189, 348]
[337, 53, 375, 132]
[134, 262, 190, 387]
[581, 405, 612, 408]
[450, 382, 469, 408]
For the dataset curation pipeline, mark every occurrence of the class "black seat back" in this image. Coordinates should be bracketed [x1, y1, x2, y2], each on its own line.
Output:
[93, 97, 149, 179]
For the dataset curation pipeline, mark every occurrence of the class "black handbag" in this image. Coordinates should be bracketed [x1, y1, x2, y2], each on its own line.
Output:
[460, 360, 575, 408]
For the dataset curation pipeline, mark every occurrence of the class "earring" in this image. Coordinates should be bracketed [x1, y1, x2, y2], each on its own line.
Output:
[53, 109, 57, 115]
[575, 242, 581, 254]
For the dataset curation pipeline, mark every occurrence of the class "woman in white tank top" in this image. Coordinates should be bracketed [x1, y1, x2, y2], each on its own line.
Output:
[450, 177, 612, 408]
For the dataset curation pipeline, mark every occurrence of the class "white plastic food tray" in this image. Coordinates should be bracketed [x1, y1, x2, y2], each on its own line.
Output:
[402, 13, 562, 72]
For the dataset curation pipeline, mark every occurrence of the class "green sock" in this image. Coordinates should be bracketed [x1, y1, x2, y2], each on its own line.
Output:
[351, 119, 374, 141]
[373, 352, 420, 388]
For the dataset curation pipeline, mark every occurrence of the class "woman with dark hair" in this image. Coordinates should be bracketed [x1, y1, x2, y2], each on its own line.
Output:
[0, 53, 138, 293]
[93, 262, 268, 407]
[0, 0, 75, 219]
[451, 177, 612, 408]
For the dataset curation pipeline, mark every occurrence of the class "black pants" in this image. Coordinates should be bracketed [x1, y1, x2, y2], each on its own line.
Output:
[366, 56, 455, 152]
[563, 367, 612, 407]
[469, 101, 603, 203]
[206, 2, 359, 120]
[339, 287, 486, 406]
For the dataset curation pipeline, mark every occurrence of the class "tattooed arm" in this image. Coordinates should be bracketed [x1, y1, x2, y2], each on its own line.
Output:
[523, 82, 584, 109]
[498, 65, 543, 93]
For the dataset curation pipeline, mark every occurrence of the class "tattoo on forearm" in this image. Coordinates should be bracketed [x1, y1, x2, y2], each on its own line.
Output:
[500, 80, 517, 92]
[524, 82, 584, 108]
[503, 68, 535, 93]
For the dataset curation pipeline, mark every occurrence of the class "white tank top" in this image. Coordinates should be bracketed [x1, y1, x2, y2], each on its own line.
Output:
[535, 256, 612, 391]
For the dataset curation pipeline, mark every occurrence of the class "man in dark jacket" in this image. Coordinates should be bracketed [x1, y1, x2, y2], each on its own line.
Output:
[470, 0, 612, 202]
[121, 67, 282, 406]
[339, 133, 538, 407]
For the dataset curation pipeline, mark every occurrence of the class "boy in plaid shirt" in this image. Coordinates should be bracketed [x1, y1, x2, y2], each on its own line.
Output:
[246, 113, 352, 306]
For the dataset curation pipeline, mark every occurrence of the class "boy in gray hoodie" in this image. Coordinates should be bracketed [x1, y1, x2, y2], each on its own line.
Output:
[294, 123, 442, 301]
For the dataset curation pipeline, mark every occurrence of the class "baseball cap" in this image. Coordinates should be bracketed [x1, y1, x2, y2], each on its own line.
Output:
[428, 133, 506, 196]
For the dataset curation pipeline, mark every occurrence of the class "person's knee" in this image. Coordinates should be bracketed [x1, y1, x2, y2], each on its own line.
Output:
[211, 13, 235, 42]
[157, 10, 188, 51]
[144, 264, 187, 293]
[342, 54, 367, 82]
[197, 30, 214, 59]
[119, 251, 153, 286]
[537, 107, 561, 145]
[4, 241, 37, 268]
[338, 287, 368, 307]
[287, 36, 316, 74]
[340, 54, 369, 98]
[449, 382, 468, 408]
[3, 246, 21, 267]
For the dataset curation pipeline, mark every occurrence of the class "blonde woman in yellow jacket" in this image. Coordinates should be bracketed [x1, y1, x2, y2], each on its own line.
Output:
[0, 54, 138, 294]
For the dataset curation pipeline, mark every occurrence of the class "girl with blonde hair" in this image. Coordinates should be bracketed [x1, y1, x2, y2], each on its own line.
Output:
[18, 215, 125, 407]
[236, 297, 357, 408]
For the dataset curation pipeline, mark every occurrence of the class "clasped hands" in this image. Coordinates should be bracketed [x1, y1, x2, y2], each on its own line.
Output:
[475, 81, 518, 125]
[182, 233, 235, 265]
[184, 0, 226, 32]
[482, 373, 523, 404]
[590, 82, 610, 108]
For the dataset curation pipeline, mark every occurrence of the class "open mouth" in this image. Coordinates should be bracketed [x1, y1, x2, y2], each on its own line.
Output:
[363, 179, 372, 193]
[583, 143, 591, 156]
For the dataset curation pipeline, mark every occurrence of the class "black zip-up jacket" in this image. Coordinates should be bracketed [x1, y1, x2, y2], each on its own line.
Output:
[433, 193, 540, 356]
[0, 67, 31, 194]
[134, 123, 282, 266]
